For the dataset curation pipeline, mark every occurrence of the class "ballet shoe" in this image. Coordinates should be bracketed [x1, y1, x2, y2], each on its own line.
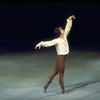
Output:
[62, 90, 68, 94]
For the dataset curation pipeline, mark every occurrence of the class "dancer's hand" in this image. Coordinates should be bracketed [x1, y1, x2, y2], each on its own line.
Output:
[69, 15, 75, 20]
[35, 42, 42, 49]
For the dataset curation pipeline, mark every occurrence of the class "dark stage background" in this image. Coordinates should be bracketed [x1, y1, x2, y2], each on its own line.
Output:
[0, 2, 100, 100]
[0, 1, 100, 52]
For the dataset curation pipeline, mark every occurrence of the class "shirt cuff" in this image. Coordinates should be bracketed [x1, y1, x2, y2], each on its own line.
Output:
[40, 41, 43, 46]
[67, 18, 72, 22]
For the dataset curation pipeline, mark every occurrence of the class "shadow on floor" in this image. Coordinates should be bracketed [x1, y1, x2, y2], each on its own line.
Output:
[66, 79, 100, 92]
[47, 79, 100, 93]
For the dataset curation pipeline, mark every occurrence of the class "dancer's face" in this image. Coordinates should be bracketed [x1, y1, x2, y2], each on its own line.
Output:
[60, 28, 65, 35]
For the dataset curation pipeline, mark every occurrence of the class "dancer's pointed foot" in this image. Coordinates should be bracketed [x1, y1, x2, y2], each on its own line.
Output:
[43, 79, 52, 93]
[44, 86, 47, 93]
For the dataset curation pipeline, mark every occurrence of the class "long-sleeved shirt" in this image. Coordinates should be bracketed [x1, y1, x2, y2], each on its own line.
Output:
[41, 18, 72, 55]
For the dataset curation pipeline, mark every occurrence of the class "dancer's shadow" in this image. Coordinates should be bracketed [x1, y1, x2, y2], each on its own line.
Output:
[42, 79, 100, 98]
[66, 79, 100, 92]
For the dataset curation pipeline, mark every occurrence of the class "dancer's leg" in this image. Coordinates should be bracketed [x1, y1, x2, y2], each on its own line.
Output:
[58, 56, 67, 94]
[44, 58, 59, 93]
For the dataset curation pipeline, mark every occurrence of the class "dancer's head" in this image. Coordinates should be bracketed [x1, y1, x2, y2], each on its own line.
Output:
[54, 26, 65, 37]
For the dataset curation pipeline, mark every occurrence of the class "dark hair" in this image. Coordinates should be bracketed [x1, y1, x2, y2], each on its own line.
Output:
[54, 26, 62, 37]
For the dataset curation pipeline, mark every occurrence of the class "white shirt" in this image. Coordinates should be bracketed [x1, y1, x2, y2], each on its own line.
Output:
[40, 19, 72, 55]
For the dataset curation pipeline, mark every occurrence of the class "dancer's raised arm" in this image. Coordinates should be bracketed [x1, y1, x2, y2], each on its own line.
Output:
[64, 15, 75, 37]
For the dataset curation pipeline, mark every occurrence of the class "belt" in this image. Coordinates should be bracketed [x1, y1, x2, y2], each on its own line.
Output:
[59, 55, 67, 56]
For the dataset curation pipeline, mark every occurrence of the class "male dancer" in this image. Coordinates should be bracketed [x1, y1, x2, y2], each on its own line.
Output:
[35, 15, 75, 94]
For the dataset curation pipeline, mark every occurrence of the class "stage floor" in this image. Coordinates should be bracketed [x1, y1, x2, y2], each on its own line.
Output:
[0, 47, 100, 100]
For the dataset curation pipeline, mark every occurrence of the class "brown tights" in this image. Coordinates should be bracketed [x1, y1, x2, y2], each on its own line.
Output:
[44, 55, 67, 93]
